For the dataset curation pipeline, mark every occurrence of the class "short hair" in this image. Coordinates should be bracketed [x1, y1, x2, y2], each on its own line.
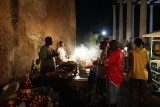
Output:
[105, 37, 109, 41]
[59, 41, 64, 45]
[134, 38, 142, 47]
[100, 40, 107, 46]
[103, 37, 109, 41]
[45, 36, 52, 43]
[36, 59, 40, 62]
[109, 40, 119, 49]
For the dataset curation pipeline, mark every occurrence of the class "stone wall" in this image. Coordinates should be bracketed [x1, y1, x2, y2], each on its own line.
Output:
[0, 0, 76, 85]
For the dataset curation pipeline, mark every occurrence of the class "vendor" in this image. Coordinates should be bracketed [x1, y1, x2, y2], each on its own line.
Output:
[57, 41, 68, 63]
[40, 36, 59, 74]
[153, 42, 160, 56]
[93, 40, 108, 95]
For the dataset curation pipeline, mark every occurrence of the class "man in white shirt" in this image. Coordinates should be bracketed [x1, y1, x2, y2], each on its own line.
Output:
[40, 36, 59, 74]
[57, 41, 68, 62]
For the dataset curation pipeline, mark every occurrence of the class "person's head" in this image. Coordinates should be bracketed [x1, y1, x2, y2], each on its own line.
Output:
[103, 37, 110, 42]
[45, 36, 53, 46]
[109, 40, 119, 50]
[144, 43, 150, 50]
[80, 44, 84, 47]
[95, 44, 100, 49]
[99, 40, 107, 50]
[126, 40, 129, 44]
[134, 38, 142, 47]
[155, 42, 160, 45]
[59, 41, 65, 47]
[36, 59, 40, 65]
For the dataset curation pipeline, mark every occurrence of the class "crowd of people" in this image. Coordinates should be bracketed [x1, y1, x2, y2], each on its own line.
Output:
[30, 36, 160, 107]
[86, 37, 155, 107]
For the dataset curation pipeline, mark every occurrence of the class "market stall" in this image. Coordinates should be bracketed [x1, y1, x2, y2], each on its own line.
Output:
[142, 32, 160, 93]
[0, 82, 55, 107]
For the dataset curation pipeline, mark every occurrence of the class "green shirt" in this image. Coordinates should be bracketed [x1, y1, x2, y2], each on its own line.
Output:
[147, 50, 155, 59]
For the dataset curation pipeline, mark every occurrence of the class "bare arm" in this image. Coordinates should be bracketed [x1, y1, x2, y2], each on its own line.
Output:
[44, 53, 59, 60]
[128, 52, 133, 78]
[146, 59, 152, 82]
[40, 47, 59, 60]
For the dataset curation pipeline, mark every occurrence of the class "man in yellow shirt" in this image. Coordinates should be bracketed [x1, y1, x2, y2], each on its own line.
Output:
[128, 38, 151, 106]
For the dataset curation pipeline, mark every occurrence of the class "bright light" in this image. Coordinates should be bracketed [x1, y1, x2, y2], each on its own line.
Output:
[71, 45, 100, 62]
[101, 31, 107, 36]
[74, 46, 88, 59]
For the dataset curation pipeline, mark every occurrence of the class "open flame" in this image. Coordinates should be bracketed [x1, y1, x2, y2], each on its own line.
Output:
[69, 45, 100, 68]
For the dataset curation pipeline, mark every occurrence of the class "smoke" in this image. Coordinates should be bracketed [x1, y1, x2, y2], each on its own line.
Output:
[70, 44, 101, 62]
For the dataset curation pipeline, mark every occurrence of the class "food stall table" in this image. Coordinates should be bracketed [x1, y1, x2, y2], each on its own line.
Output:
[52, 77, 88, 88]
[52, 73, 89, 104]
[143, 32, 160, 93]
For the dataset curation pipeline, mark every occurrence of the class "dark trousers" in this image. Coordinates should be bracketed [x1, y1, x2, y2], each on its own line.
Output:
[96, 77, 106, 95]
[129, 78, 147, 102]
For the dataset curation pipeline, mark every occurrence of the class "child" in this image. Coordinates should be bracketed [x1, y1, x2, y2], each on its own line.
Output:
[31, 59, 41, 74]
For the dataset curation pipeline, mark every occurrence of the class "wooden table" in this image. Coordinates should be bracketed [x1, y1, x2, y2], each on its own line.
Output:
[52, 76, 88, 88]
[52, 75, 89, 103]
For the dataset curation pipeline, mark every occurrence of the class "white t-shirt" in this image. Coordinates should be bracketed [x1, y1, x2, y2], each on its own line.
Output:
[40, 45, 56, 72]
[57, 47, 67, 62]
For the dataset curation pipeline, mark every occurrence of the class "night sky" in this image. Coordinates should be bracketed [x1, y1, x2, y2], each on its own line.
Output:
[75, 0, 113, 44]
[75, 0, 160, 44]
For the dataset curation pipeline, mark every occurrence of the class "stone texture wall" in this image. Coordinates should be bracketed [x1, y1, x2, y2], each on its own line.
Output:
[0, 0, 76, 85]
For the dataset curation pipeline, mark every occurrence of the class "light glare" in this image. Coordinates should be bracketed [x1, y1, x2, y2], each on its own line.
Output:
[101, 31, 107, 36]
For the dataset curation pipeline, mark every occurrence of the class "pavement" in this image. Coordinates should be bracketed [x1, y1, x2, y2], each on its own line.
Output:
[117, 79, 160, 107]
[54, 67, 160, 107]
[59, 78, 160, 107]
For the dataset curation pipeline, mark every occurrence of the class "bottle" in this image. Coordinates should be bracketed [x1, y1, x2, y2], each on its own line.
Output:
[22, 71, 32, 89]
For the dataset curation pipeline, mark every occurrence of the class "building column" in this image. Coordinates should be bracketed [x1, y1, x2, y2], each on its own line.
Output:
[149, 5, 153, 33]
[132, 5, 135, 42]
[126, 0, 132, 42]
[139, 0, 147, 38]
[112, 5, 116, 40]
[149, 5, 153, 44]
[119, 0, 123, 43]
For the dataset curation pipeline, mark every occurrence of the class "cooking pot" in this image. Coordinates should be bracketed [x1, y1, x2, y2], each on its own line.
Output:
[58, 61, 77, 72]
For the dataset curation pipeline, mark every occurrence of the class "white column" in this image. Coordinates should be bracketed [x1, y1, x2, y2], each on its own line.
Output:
[119, 0, 123, 43]
[112, 5, 116, 40]
[139, 0, 147, 38]
[149, 5, 153, 44]
[126, 0, 132, 41]
[149, 5, 153, 33]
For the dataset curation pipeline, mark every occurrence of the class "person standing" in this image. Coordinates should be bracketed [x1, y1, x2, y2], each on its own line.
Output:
[104, 40, 124, 107]
[153, 42, 160, 56]
[90, 41, 108, 96]
[40, 36, 59, 74]
[128, 38, 151, 106]
[96, 41, 108, 94]
[31, 59, 41, 74]
[57, 41, 68, 63]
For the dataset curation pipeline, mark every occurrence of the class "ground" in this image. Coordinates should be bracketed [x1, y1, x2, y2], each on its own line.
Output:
[57, 76, 160, 107]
